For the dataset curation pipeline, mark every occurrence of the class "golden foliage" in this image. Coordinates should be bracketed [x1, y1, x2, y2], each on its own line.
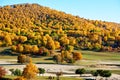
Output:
[22, 62, 39, 80]
[0, 3, 119, 54]
[72, 52, 82, 60]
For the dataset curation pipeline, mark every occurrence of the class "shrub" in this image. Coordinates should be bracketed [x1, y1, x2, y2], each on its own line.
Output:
[100, 70, 112, 79]
[75, 68, 86, 76]
[53, 54, 62, 64]
[91, 70, 99, 79]
[0, 66, 6, 78]
[9, 69, 22, 76]
[14, 69, 22, 76]
[72, 52, 82, 60]
[38, 68, 45, 75]
[97, 69, 103, 75]
[17, 54, 32, 64]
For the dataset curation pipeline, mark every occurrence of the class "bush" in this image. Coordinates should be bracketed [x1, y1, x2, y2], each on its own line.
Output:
[75, 68, 86, 76]
[0, 66, 6, 78]
[17, 54, 32, 64]
[14, 69, 22, 76]
[72, 52, 82, 60]
[9, 69, 22, 76]
[100, 70, 111, 78]
[95, 69, 112, 79]
[96, 69, 103, 75]
[38, 68, 45, 75]
[53, 54, 62, 64]
[91, 71, 99, 77]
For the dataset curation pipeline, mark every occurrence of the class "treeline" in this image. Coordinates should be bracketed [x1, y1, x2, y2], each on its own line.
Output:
[0, 3, 120, 52]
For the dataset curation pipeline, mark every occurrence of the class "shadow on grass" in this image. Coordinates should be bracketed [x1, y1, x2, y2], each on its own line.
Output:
[36, 62, 55, 64]
[44, 57, 53, 60]
[0, 49, 18, 56]
[31, 55, 42, 58]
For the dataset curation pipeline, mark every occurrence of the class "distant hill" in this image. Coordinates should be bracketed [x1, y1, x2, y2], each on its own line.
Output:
[0, 3, 120, 52]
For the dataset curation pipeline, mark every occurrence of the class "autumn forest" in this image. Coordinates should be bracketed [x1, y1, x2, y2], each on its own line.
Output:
[0, 4, 120, 53]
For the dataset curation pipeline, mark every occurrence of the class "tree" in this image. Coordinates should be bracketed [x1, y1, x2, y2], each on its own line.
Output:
[53, 54, 62, 64]
[69, 37, 76, 46]
[17, 54, 32, 64]
[0, 66, 6, 78]
[4, 35, 12, 46]
[0, 41, 3, 47]
[11, 69, 22, 76]
[65, 45, 74, 52]
[56, 71, 63, 80]
[91, 70, 99, 80]
[22, 62, 39, 80]
[54, 41, 60, 49]
[23, 45, 32, 53]
[97, 69, 103, 75]
[75, 68, 85, 76]
[11, 45, 17, 51]
[47, 39, 55, 50]
[17, 54, 27, 64]
[72, 52, 82, 60]
[19, 36, 27, 43]
[100, 70, 112, 80]
[38, 68, 45, 76]
[60, 36, 69, 46]
[42, 49, 50, 56]
[17, 44, 24, 52]
[32, 45, 39, 54]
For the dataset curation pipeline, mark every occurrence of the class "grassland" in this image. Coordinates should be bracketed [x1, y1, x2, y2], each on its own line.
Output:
[75, 50, 120, 61]
[0, 49, 120, 64]
[4, 75, 83, 80]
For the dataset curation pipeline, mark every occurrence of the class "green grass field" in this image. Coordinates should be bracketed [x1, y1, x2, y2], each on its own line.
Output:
[4, 75, 83, 80]
[0, 49, 120, 64]
[75, 50, 120, 61]
[110, 70, 120, 75]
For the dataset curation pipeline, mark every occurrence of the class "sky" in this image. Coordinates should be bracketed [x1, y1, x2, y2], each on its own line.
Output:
[0, 0, 120, 23]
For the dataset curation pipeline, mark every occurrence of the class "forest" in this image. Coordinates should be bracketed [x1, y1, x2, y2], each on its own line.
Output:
[0, 3, 120, 80]
[0, 3, 120, 54]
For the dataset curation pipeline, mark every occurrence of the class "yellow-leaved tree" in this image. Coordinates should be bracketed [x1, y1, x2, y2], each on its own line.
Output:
[22, 62, 39, 80]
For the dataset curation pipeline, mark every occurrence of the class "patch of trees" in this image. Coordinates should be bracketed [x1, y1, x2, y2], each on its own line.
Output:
[75, 68, 112, 80]
[53, 51, 82, 64]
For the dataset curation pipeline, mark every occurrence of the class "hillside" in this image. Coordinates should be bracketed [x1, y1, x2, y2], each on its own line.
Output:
[0, 3, 120, 53]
